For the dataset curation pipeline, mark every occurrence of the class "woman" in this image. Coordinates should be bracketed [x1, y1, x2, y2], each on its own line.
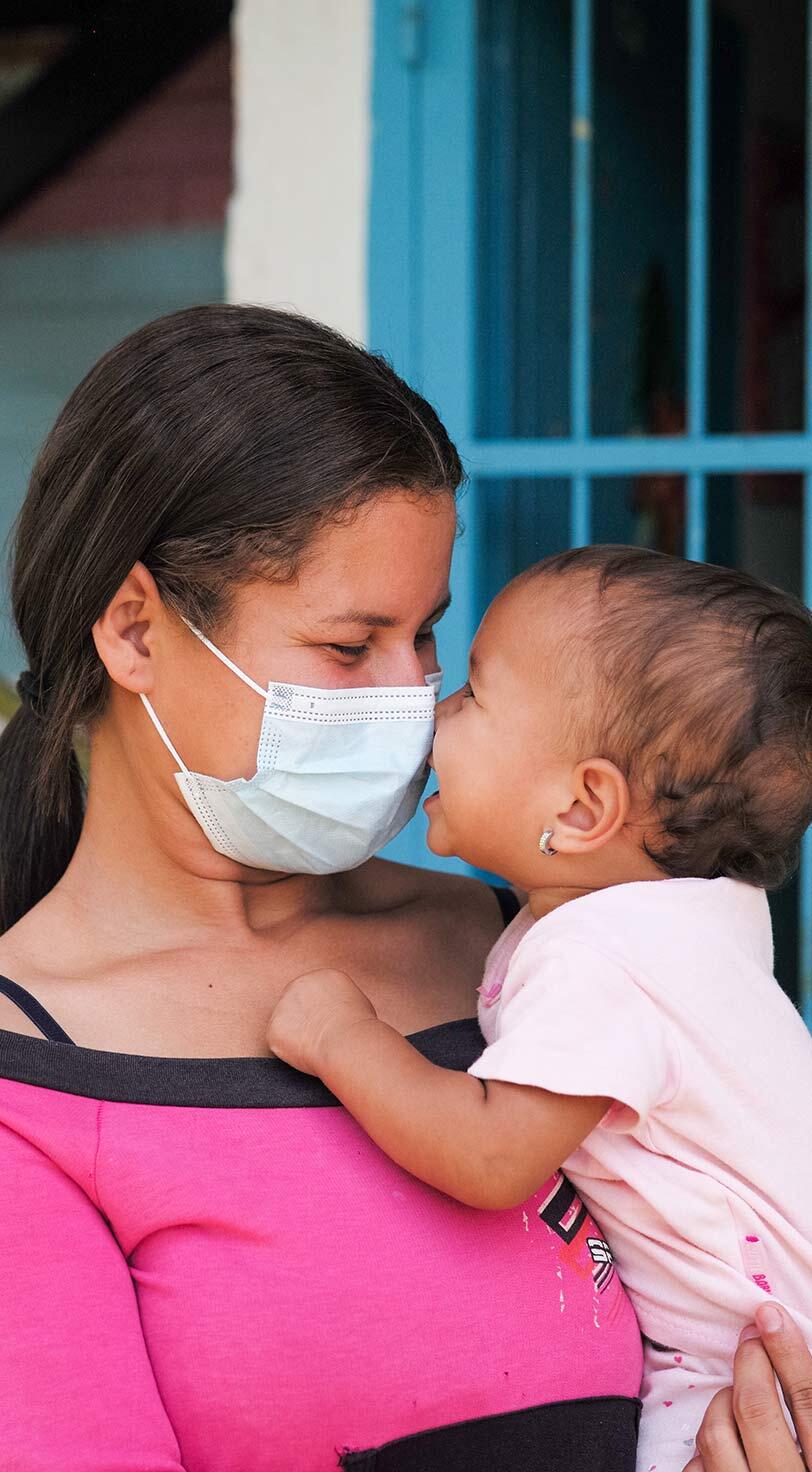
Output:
[0, 305, 642, 1470]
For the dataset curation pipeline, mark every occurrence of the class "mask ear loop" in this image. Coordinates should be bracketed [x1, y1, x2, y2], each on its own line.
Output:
[181, 617, 267, 698]
[140, 694, 190, 774]
[140, 620, 267, 775]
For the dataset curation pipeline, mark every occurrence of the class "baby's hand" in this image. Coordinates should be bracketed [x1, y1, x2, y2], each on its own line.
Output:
[267, 969, 378, 1077]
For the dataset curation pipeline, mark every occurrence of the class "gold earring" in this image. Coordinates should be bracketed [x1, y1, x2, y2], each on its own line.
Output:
[539, 828, 557, 857]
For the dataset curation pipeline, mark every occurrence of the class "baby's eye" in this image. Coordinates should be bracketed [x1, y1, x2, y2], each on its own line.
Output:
[461, 681, 474, 699]
[327, 642, 369, 658]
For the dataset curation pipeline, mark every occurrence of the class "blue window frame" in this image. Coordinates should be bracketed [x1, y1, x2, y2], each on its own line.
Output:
[370, 0, 812, 1019]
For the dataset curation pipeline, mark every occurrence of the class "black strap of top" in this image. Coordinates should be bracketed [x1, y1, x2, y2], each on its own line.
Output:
[0, 884, 521, 1047]
[0, 977, 75, 1043]
[491, 884, 521, 926]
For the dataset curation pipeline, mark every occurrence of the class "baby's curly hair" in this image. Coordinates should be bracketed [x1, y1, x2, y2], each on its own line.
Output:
[526, 545, 812, 889]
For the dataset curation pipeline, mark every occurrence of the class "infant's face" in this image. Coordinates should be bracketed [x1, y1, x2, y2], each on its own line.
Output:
[426, 579, 576, 883]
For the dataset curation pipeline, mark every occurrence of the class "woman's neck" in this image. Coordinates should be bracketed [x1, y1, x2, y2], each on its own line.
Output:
[54, 728, 340, 954]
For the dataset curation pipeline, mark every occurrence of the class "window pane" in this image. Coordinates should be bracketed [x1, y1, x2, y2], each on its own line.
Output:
[477, 479, 570, 605]
[715, 471, 804, 593]
[591, 474, 686, 552]
[476, 0, 572, 437]
[591, 1, 688, 437]
[476, 0, 806, 442]
[709, 0, 806, 433]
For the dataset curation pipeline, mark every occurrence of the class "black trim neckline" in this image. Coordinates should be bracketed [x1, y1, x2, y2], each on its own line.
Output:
[0, 1015, 486, 1108]
[0, 885, 520, 1107]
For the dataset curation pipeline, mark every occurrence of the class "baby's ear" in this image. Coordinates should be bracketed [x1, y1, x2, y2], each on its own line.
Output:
[553, 759, 630, 854]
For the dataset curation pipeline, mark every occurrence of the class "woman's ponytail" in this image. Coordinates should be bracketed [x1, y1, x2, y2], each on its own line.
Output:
[0, 701, 85, 931]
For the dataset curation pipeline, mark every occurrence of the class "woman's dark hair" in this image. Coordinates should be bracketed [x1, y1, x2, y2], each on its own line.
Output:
[527, 545, 812, 889]
[0, 304, 462, 931]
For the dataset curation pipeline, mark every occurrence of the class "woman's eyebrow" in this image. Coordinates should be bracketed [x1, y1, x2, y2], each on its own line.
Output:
[317, 594, 452, 628]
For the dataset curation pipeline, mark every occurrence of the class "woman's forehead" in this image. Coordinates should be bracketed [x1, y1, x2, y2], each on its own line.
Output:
[234, 494, 456, 631]
[301, 493, 456, 601]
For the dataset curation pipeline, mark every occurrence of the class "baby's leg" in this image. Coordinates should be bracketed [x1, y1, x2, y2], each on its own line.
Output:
[636, 1343, 731, 1472]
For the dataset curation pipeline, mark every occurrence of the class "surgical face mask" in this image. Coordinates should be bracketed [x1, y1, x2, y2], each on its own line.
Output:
[141, 621, 441, 875]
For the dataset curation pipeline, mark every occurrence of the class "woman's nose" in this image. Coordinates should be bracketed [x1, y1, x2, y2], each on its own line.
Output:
[375, 647, 434, 687]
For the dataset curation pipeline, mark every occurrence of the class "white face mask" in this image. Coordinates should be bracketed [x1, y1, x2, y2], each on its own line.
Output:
[141, 622, 441, 875]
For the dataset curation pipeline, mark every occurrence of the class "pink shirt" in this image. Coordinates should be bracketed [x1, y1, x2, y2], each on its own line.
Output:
[0, 1012, 641, 1470]
[470, 878, 812, 1359]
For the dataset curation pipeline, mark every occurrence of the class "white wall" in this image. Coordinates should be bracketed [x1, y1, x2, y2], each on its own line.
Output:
[227, 0, 372, 343]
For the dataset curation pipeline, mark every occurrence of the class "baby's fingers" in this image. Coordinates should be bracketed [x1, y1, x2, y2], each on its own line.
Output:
[267, 969, 377, 1075]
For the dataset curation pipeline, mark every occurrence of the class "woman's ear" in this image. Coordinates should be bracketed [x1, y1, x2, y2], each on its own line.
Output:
[552, 758, 630, 854]
[91, 561, 164, 695]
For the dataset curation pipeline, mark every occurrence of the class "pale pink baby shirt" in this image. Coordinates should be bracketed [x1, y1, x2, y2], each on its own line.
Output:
[469, 878, 812, 1359]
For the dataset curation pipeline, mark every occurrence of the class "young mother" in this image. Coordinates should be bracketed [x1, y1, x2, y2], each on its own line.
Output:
[0, 305, 644, 1470]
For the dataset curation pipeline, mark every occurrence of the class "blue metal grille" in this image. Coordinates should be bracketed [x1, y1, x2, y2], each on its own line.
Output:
[570, 0, 593, 547]
[370, 0, 812, 1017]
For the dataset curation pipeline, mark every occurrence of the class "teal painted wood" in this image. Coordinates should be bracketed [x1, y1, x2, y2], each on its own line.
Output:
[461, 433, 812, 476]
[0, 227, 224, 677]
[369, 1, 429, 872]
[369, 0, 481, 705]
[685, 0, 709, 561]
[569, 0, 593, 548]
[369, 0, 423, 385]
[370, 0, 480, 875]
[415, 0, 479, 685]
[0, 231, 224, 309]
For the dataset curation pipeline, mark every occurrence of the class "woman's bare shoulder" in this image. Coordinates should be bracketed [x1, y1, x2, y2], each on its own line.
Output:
[352, 854, 469, 899]
[0, 920, 65, 1038]
[0, 994, 51, 1039]
[352, 858, 510, 934]
[342, 860, 511, 1026]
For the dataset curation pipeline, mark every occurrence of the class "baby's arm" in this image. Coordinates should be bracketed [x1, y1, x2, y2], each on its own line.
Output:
[267, 969, 609, 1210]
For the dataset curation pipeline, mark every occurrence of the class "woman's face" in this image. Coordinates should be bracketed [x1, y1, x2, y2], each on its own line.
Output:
[139, 491, 457, 784]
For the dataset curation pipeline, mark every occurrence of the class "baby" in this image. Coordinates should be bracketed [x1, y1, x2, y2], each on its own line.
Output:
[267, 544, 812, 1471]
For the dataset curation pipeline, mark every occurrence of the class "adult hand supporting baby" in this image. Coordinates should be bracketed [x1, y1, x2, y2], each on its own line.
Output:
[267, 969, 378, 1077]
[682, 1303, 812, 1471]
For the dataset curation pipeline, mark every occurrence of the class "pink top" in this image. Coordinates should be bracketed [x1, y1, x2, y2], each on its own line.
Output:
[0, 1010, 642, 1471]
[470, 878, 812, 1360]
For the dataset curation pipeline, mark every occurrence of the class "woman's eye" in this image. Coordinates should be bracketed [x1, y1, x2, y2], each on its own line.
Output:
[327, 642, 369, 657]
[415, 629, 435, 646]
